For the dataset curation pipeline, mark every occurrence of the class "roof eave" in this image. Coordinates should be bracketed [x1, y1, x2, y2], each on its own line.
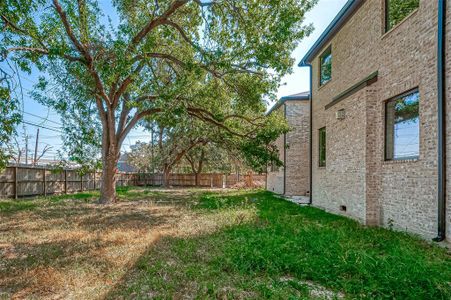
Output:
[266, 95, 310, 116]
[298, 0, 364, 67]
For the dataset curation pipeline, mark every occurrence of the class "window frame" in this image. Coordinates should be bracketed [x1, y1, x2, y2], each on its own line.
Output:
[384, 88, 420, 161]
[318, 127, 326, 167]
[319, 46, 332, 87]
[385, 0, 420, 32]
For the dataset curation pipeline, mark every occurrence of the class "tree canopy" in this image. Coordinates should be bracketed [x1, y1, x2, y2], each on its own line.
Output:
[1, 0, 316, 202]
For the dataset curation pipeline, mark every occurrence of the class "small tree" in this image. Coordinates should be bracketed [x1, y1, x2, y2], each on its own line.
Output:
[184, 143, 238, 186]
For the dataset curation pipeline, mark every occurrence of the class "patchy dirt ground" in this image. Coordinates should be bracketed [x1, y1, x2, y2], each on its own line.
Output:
[0, 188, 251, 299]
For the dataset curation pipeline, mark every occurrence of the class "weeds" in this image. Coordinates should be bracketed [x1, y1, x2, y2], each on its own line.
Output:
[1, 189, 450, 299]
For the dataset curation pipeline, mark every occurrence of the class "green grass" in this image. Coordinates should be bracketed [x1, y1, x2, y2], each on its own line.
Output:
[1, 188, 450, 299]
[0, 186, 164, 213]
[0, 199, 38, 213]
[110, 190, 451, 299]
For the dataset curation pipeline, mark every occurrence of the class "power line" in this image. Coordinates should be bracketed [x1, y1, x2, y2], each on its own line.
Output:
[22, 111, 62, 126]
[20, 120, 64, 133]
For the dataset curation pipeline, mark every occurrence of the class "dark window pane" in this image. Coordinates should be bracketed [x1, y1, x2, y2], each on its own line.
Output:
[386, 0, 419, 31]
[320, 47, 332, 86]
[319, 127, 326, 167]
[385, 90, 419, 160]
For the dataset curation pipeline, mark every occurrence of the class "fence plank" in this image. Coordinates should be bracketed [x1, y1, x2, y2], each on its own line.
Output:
[64, 170, 67, 194]
[0, 165, 264, 199]
[43, 168, 47, 197]
[14, 166, 18, 199]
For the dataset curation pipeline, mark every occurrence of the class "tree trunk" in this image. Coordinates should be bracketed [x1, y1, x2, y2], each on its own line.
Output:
[162, 165, 171, 188]
[195, 172, 200, 186]
[99, 146, 120, 204]
[194, 149, 204, 187]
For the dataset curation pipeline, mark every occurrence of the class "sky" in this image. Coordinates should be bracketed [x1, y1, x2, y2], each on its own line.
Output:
[8, 0, 348, 162]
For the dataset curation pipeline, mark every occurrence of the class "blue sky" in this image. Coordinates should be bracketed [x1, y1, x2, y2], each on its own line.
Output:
[10, 0, 348, 161]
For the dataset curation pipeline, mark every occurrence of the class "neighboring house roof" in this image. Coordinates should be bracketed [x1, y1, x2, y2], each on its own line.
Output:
[298, 0, 364, 66]
[266, 91, 310, 115]
[117, 153, 136, 172]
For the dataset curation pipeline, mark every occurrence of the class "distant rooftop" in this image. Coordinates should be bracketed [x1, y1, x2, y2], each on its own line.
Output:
[280, 91, 310, 101]
[267, 91, 310, 115]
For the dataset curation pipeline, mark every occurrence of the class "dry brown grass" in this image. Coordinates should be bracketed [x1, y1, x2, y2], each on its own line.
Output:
[0, 188, 254, 299]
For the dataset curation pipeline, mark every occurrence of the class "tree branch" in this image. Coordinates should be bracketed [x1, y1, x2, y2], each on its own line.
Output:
[163, 20, 206, 55]
[112, 61, 145, 107]
[188, 106, 263, 127]
[5, 47, 84, 62]
[1, 15, 27, 34]
[128, 0, 189, 52]
[118, 108, 162, 145]
[187, 108, 250, 138]
[53, 0, 110, 103]
[117, 94, 131, 137]
[135, 52, 223, 78]
[53, 0, 90, 60]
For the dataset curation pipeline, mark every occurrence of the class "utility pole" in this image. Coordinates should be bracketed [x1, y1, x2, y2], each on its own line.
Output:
[25, 135, 29, 165]
[33, 128, 39, 166]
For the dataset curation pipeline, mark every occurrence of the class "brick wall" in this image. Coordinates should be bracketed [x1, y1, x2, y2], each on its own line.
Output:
[266, 100, 310, 196]
[310, 0, 447, 239]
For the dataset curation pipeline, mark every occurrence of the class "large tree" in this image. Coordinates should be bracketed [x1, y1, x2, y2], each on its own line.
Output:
[1, 0, 316, 203]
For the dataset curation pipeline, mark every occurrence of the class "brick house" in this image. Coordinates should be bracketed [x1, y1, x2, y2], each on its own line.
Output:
[298, 0, 450, 241]
[266, 92, 310, 197]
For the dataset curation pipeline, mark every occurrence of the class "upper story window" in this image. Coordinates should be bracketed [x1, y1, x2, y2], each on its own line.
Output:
[319, 46, 332, 86]
[318, 127, 326, 167]
[385, 89, 420, 161]
[385, 0, 419, 32]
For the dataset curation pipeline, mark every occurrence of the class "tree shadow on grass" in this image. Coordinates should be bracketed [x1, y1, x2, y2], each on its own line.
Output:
[0, 191, 196, 299]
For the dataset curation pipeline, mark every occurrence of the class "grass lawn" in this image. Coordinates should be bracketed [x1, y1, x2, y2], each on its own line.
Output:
[1, 188, 450, 299]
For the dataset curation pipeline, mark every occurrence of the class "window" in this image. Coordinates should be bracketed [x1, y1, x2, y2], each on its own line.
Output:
[385, 0, 419, 32]
[319, 46, 332, 86]
[318, 127, 326, 167]
[385, 89, 419, 160]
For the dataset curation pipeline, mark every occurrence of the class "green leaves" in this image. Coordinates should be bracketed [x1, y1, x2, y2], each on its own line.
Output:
[2, 0, 316, 178]
[386, 0, 419, 31]
[0, 85, 21, 170]
[240, 113, 289, 172]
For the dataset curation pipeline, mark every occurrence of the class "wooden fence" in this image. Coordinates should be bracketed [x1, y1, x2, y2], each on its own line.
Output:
[0, 165, 266, 199]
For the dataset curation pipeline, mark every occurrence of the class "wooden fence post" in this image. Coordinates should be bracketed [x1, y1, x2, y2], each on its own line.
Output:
[14, 166, 18, 199]
[93, 171, 96, 190]
[64, 170, 67, 194]
[80, 173, 83, 192]
[43, 168, 47, 197]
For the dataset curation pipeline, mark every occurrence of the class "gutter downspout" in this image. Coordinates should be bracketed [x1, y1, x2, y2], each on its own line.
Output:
[299, 62, 313, 205]
[283, 103, 287, 195]
[434, 0, 446, 242]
